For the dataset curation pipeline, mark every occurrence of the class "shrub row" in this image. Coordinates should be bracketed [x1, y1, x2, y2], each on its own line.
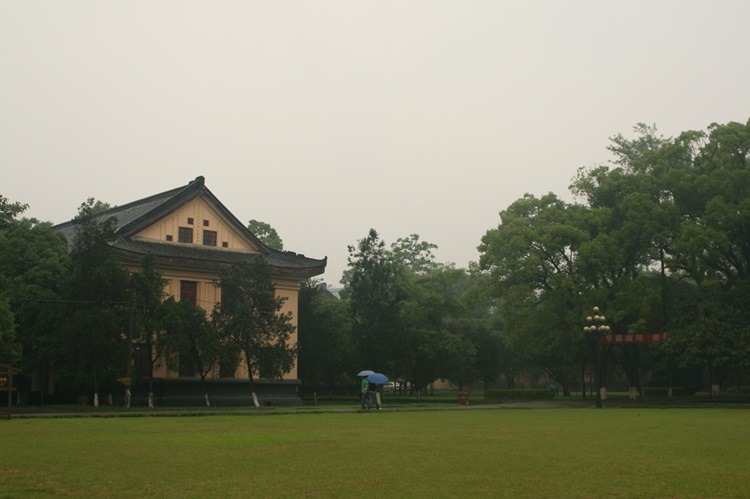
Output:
[642, 387, 690, 397]
[484, 389, 555, 401]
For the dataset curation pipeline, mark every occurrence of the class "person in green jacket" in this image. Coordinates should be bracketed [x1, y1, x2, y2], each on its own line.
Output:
[360, 377, 369, 409]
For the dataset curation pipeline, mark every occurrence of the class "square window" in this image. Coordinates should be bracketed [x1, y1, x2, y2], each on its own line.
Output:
[166, 235, 173, 241]
[203, 220, 210, 227]
[222, 241, 228, 248]
[203, 230, 217, 246]
[187, 217, 194, 225]
[178, 227, 193, 243]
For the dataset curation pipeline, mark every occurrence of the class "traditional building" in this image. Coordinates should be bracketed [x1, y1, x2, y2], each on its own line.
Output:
[54, 176, 326, 405]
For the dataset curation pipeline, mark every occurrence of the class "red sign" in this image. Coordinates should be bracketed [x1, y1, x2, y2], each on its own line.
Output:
[599, 333, 668, 345]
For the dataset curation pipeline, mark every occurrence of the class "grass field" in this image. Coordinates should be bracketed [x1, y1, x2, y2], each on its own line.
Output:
[1, 408, 748, 497]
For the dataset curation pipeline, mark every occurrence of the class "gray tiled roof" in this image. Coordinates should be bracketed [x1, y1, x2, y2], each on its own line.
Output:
[53, 176, 326, 278]
[114, 237, 326, 277]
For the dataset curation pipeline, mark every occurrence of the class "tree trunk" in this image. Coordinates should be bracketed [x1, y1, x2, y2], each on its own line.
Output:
[580, 359, 587, 400]
[628, 386, 637, 400]
[148, 377, 154, 409]
[245, 350, 260, 408]
[200, 377, 210, 407]
[93, 372, 99, 408]
[125, 291, 134, 409]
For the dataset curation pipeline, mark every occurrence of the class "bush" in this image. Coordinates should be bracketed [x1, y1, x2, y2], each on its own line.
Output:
[484, 389, 555, 401]
[643, 387, 689, 397]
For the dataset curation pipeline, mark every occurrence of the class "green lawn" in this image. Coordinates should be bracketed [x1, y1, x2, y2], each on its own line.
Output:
[1, 408, 748, 497]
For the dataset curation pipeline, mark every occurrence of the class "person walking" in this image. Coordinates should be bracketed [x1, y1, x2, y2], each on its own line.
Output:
[360, 377, 369, 409]
[367, 383, 381, 410]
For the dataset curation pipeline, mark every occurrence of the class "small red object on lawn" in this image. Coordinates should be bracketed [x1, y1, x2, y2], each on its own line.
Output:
[458, 391, 469, 406]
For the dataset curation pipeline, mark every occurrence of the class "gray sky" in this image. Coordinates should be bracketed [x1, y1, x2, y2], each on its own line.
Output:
[2, 1, 749, 283]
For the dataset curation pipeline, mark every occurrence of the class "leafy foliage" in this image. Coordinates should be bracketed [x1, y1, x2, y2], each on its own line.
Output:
[53, 199, 129, 396]
[247, 219, 284, 250]
[212, 257, 296, 385]
[298, 280, 354, 390]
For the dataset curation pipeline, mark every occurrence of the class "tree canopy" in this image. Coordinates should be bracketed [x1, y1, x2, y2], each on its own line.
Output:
[247, 219, 284, 250]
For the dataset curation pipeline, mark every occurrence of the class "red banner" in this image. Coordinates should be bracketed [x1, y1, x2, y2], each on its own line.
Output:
[599, 333, 668, 345]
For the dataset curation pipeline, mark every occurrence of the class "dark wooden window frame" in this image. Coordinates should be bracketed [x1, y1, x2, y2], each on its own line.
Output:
[203, 230, 217, 247]
[178, 227, 193, 244]
[180, 280, 198, 307]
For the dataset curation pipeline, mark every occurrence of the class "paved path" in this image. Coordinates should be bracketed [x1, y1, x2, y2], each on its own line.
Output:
[6, 398, 748, 419]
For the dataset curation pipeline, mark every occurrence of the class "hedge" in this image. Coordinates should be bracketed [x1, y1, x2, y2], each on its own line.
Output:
[643, 387, 690, 397]
[484, 389, 555, 401]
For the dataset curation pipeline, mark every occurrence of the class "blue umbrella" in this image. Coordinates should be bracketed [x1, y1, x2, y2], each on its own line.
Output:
[367, 373, 389, 384]
[357, 370, 375, 377]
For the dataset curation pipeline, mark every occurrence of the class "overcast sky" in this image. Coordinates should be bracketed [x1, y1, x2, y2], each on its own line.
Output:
[2, 1, 749, 283]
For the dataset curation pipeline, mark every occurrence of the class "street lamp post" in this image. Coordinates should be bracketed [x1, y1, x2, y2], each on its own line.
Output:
[583, 307, 610, 409]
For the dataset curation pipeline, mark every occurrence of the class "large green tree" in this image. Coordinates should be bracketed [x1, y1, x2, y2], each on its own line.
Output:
[128, 254, 168, 408]
[247, 219, 284, 250]
[160, 297, 222, 407]
[398, 266, 477, 396]
[297, 280, 354, 392]
[478, 119, 750, 398]
[0, 196, 69, 401]
[212, 257, 296, 407]
[341, 229, 406, 373]
[478, 193, 590, 394]
[54, 199, 129, 406]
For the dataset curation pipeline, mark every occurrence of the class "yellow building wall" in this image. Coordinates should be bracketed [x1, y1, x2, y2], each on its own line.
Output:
[123, 193, 303, 382]
[128, 271, 302, 381]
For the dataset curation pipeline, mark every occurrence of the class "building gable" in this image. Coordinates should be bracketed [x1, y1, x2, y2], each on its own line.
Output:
[134, 195, 261, 253]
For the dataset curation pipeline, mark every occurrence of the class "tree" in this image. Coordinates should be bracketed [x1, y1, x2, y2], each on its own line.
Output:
[297, 279, 354, 393]
[247, 219, 283, 250]
[0, 198, 69, 402]
[0, 299, 20, 364]
[0, 195, 28, 232]
[478, 194, 590, 394]
[398, 265, 477, 395]
[341, 229, 406, 373]
[53, 199, 129, 406]
[85, 198, 112, 215]
[581, 120, 750, 395]
[391, 234, 439, 274]
[160, 297, 222, 407]
[128, 254, 167, 408]
[212, 257, 296, 407]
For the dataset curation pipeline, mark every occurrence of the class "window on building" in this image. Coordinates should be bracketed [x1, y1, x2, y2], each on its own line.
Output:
[187, 217, 194, 225]
[203, 230, 217, 246]
[180, 280, 198, 307]
[166, 234, 173, 241]
[203, 219, 210, 226]
[222, 241, 228, 248]
[178, 227, 193, 243]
